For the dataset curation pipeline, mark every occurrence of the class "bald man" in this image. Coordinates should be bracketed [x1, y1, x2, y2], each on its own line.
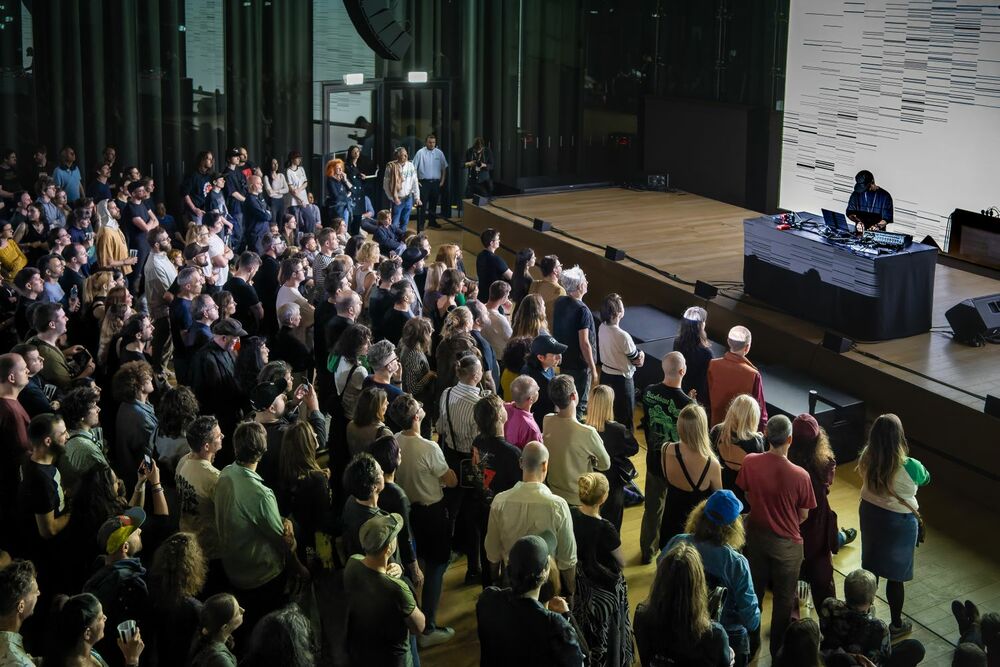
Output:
[706, 326, 767, 430]
[484, 441, 577, 596]
[638, 351, 695, 563]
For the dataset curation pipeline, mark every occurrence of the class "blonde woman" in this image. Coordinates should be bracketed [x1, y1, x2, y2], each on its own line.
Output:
[709, 394, 764, 509]
[434, 306, 492, 403]
[660, 403, 723, 548]
[584, 385, 639, 532]
[857, 414, 929, 637]
[435, 243, 463, 271]
[354, 240, 380, 298]
[510, 293, 548, 339]
[95, 199, 137, 275]
[663, 490, 759, 667]
[571, 471, 633, 667]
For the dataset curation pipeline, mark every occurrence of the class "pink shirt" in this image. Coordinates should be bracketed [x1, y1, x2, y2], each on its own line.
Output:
[736, 452, 816, 543]
[504, 402, 542, 450]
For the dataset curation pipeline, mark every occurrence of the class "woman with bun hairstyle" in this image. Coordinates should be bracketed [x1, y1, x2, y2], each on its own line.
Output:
[571, 471, 633, 667]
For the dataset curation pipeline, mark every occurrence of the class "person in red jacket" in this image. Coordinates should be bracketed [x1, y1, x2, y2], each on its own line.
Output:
[706, 325, 767, 430]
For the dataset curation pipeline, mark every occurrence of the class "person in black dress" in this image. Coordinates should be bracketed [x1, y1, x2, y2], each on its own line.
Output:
[673, 306, 714, 404]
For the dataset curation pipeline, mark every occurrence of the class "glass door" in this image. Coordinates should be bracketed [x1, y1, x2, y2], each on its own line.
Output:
[382, 80, 453, 216]
[321, 82, 381, 210]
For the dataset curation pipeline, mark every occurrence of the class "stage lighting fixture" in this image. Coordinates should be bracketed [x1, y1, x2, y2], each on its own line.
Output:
[407, 71, 428, 83]
[604, 246, 626, 261]
[533, 218, 552, 232]
[694, 280, 718, 300]
[343, 73, 365, 85]
[822, 331, 854, 354]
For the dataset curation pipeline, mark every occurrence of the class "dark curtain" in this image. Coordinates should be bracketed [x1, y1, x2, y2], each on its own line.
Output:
[2, 0, 312, 213]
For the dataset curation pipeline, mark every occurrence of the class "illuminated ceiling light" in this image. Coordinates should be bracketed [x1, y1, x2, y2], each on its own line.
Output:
[407, 71, 428, 83]
[343, 73, 365, 85]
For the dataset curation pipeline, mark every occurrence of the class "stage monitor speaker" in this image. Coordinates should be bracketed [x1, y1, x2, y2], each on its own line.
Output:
[986, 395, 1000, 419]
[605, 246, 626, 261]
[533, 218, 552, 232]
[945, 293, 1000, 344]
[473, 195, 490, 207]
[822, 331, 853, 354]
[343, 0, 413, 61]
[694, 281, 718, 300]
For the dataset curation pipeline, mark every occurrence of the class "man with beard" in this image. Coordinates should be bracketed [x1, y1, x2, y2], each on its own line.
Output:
[144, 228, 177, 373]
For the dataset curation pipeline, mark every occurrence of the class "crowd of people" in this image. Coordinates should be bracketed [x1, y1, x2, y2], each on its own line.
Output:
[0, 141, 988, 667]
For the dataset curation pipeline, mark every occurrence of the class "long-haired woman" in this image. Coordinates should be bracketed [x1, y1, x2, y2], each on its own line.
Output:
[572, 472, 634, 667]
[660, 403, 723, 548]
[634, 542, 732, 666]
[584, 385, 639, 533]
[509, 248, 535, 306]
[277, 421, 334, 566]
[188, 593, 243, 667]
[510, 293, 547, 339]
[709, 394, 764, 509]
[857, 414, 929, 637]
[499, 336, 532, 399]
[772, 618, 823, 667]
[663, 490, 760, 667]
[434, 306, 491, 402]
[353, 240, 380, 298]
[399, 316, 436, 434]
[672, 305, 714, 403]
[346, 386, 392, 457]
[148, 532, 208, 667]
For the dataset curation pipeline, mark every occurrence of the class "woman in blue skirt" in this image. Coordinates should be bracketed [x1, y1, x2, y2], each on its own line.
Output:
[857, 414, 930, 638]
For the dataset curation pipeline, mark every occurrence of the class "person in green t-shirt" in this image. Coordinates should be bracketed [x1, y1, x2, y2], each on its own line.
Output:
[343, 513, 425, 667]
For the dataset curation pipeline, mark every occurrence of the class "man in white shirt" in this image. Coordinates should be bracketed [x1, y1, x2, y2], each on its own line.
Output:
[204, 211, 233, 285]
[541, 374, 611, 505]
[412, 134, 448, 231]
[484, 441, 577, 598]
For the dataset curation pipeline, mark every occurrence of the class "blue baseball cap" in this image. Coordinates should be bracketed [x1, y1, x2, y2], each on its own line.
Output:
[704, 489, 743, 525]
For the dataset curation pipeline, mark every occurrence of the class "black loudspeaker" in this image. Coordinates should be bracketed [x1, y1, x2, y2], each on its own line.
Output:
[533, 218, 552, 232]
[473, 195, 490, 207]
[945, 294, 1000, 345]
[822, 331, 853, 353]
[343, 0, 413, 61]
[605, 246, 626, 261]
[694, 280, 718, 300]
[986, 395, 1000, 419]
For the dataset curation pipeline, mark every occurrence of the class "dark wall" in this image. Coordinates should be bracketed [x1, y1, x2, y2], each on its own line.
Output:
[0, 0, 313, 210]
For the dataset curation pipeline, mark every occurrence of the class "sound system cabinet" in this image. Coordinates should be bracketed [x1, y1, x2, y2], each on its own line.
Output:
[758, 365, 865, 464]
[945, 294, 1000, 344]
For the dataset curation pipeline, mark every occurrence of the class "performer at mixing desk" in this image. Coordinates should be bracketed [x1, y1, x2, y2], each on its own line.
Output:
[847, 169, 893, 232]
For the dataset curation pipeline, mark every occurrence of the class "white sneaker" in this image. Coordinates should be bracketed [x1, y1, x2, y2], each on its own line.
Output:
[417, 627, 456, 648]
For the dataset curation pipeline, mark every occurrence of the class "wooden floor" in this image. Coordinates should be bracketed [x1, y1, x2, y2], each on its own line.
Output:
[480, 188, 1000, 412]
[411, 216, 1000, 667]
[418, 408, 1000, 667]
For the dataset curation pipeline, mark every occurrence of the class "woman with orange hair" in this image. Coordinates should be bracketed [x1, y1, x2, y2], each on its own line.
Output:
[324, 157, 354, 226]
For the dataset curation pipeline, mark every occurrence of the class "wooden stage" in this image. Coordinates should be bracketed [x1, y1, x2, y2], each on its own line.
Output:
[463, 187, 1000, 509]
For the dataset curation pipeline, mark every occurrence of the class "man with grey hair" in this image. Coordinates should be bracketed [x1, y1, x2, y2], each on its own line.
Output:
[363, 339, 403, 403]
[503, 375, 542, 449]
[484, 441, 577, 598]
[706, 324, 766, 429]
[542, 374, 610, 505]
[819, 568, 926, 666]
[189, 293, 220, 351]
[169, 266, 206, 384]
[736, 414, 816, 658]
[552, 265, 597, 416]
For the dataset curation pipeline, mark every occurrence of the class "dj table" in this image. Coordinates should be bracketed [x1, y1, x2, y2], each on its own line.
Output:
[743, 213, 937, 340]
